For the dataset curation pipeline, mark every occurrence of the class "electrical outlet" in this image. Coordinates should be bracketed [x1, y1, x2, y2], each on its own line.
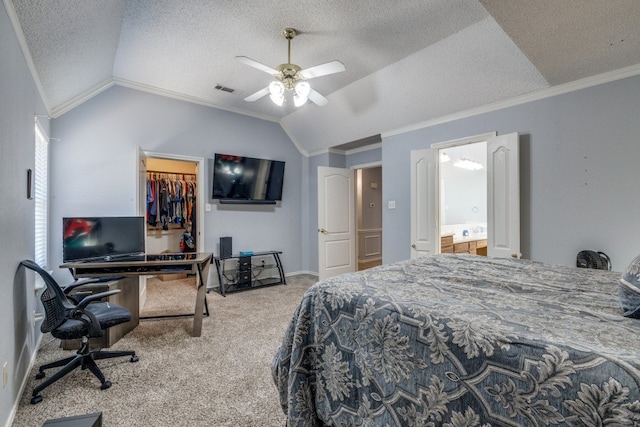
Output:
[2, 362, 7, 388]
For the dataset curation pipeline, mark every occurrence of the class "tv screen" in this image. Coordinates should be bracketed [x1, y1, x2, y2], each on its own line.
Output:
[211, 153, 285, 202]
[63, 216, 145, 262]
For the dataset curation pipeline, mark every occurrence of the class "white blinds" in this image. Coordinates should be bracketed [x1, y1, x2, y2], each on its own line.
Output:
[34, 123, 48, 268]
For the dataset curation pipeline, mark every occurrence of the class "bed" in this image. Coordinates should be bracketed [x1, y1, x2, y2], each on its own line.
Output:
[272, 254, 640, 426]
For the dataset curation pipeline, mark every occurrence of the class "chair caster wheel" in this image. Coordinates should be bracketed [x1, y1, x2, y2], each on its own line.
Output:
[31, 395, 43, 404]
[101, 380, 112, 390]
[131, 355, 139, 362]
[35, 371, 45, 380]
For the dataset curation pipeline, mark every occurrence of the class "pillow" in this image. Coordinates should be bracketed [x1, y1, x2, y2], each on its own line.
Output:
[619, 255, 640, 318]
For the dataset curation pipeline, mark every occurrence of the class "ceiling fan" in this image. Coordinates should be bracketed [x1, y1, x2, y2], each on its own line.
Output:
[236, 28, 345, 107]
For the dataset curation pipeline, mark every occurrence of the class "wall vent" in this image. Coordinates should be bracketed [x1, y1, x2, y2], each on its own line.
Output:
[215, 84, 235, 93]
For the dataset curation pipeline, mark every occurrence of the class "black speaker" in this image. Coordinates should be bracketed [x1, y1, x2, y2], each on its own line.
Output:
[220, 237, 232, 258]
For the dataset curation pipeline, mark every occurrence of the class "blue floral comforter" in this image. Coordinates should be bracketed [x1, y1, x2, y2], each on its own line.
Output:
[272, 254, 640, 426]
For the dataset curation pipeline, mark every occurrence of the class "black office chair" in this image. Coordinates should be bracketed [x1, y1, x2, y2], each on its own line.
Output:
[21, 260, 138, 404]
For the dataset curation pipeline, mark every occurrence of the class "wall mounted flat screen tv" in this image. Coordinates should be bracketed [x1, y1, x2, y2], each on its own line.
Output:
[211, 153, 285, 203]
[62, 216, 145, 262]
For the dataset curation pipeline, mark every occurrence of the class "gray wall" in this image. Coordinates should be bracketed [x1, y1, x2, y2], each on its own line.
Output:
[49, 85, 305, 284]
[382, 75, 640, 270]
[346, 146, 382, 168]
[0, 4, 49, 425]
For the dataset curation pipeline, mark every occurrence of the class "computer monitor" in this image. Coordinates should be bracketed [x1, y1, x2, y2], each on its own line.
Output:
[62, 216, 145, 262]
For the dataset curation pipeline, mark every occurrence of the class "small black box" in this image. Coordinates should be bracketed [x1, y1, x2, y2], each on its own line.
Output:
[220, 236, 232, 258]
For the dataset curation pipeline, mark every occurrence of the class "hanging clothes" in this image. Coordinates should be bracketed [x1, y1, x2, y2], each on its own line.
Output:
[146, 172, 197, 229]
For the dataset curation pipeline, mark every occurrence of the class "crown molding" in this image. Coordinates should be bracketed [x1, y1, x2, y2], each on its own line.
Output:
[113, 78, 281, 123]
[345, 142, 382, 156]
[49, 79, 115, 118]
[382, 63, 640, 139]
[46, 75, 283, 123]
[279, 124, 309, 157]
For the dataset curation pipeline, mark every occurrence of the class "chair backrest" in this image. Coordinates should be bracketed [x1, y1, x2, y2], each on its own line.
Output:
[21, 260, 75, 333]
[576, 250, 611, 270]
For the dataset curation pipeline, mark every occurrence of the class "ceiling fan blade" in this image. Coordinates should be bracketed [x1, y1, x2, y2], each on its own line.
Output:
[244, 87, 270, 102]
[299, 60, 345, 79]
[236, 56, 279, 75]
[307, 88, 329, 106]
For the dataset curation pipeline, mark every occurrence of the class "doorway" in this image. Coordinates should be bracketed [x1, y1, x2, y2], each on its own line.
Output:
[145, 157, 199, 254]
[137, 151, 206, 254]
[316, 163, 383, 281]
[438, 141, 488, 255]
[355, 165, 383, 270]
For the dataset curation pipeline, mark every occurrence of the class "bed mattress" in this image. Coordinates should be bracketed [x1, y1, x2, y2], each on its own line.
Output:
[272, 254, 640, 426]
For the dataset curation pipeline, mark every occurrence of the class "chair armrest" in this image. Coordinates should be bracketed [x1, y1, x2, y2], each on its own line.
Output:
[62, 278, 101, 295]
[76, 289, 121, 310]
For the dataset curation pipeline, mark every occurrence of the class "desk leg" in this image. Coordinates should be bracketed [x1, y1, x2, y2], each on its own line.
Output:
[193, 260, 211, 337]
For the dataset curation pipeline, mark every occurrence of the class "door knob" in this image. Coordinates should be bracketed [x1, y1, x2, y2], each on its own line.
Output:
[318, 228, 328, 234]
[411, 244, 416, 249]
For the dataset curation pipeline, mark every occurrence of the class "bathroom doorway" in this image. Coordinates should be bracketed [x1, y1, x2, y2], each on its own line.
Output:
[438, 141, 488, 255]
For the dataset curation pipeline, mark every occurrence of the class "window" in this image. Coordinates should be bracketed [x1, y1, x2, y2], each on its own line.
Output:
[34, 122, 48, 268]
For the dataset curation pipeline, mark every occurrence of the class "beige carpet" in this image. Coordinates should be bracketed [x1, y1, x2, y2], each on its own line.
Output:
[12, 274, 317, 426]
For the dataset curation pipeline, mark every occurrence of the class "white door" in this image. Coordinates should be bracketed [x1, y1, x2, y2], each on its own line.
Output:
[318, 167, 356, 280]
[487, 132, 520, 258]
[410, 149, 437, 258]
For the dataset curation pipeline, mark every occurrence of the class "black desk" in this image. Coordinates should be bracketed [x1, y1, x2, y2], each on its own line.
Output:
[61, 253, 213, 337]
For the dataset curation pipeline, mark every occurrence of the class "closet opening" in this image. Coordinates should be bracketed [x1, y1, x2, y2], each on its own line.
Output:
[145, 158, 199, 254]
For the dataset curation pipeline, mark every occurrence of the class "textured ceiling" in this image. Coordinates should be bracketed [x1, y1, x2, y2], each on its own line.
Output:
[8, 0, 640, 154]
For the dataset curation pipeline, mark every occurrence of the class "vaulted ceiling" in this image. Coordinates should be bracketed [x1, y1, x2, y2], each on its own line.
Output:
[8, 0, 640, 154]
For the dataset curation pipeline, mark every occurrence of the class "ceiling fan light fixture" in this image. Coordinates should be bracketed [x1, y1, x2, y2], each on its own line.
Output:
[269, 81, 285, 106]
[295, 81, 310, 97]
[238, 27, 345, 107]
[293, 81, 310, 106]
[454, 158, 484, 171]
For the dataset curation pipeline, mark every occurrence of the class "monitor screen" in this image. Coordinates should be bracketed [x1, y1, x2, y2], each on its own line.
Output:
[62, 216, 145, 262]
[211, 153, 285, 201]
